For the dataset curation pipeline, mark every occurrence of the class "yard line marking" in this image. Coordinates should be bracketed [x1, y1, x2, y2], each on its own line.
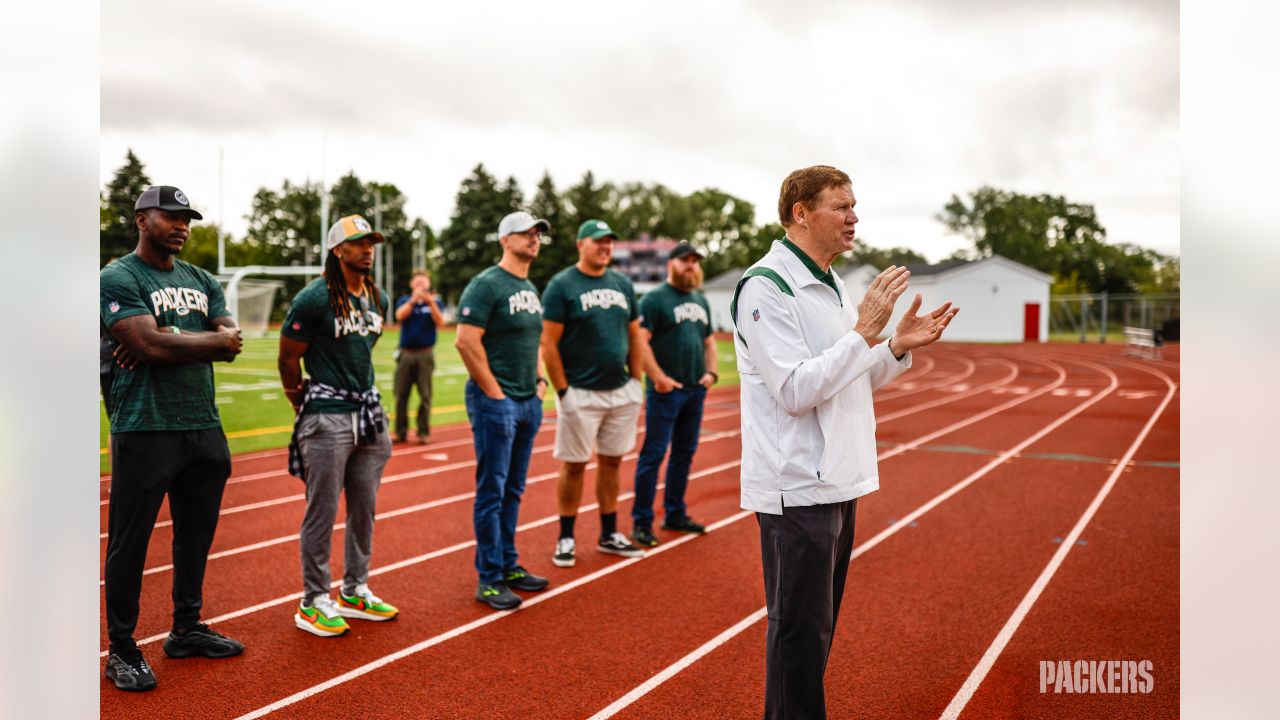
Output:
[585, 357, 1119, 719]
[937, 360, 1176, 720]
[103, 460, 745, 657]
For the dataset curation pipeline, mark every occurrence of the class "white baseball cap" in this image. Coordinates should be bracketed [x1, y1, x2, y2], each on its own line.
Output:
[497, 211, 551, 240]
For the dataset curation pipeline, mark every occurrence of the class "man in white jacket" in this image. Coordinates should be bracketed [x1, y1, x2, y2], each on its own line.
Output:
[733, 165, 959, 719]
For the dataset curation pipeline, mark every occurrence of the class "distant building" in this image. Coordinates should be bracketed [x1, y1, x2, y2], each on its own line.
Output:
[610, 234, 681, 294]
[702, 267, 748, 332]
[704, 254, 1051, 342]
[889, 255, 1051, 342]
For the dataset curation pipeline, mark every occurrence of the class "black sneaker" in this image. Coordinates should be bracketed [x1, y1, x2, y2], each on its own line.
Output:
[162, 623, 245, 659]
[598, 532, 645, 558]
[476, 581, 523, 610]
[662, 516, 707, 535]
[504, 565, 549, 592]
[631, 526, 660, 548]
[105, 647, 157, 692]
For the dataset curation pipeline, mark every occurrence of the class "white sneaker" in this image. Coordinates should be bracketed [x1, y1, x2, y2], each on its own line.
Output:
[295, 594, 350, 637]
[552, 537, 577, 567]
[337, 583, 399, 621]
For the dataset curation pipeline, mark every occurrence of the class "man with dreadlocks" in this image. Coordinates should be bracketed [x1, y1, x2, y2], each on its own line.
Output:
[277, 214, 399, 637]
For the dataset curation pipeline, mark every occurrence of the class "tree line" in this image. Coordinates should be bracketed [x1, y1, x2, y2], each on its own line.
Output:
[101, 150, 1179, 318]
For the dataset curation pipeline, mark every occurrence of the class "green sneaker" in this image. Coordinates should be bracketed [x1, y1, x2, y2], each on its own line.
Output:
[295, 595, 350, 637]
[338, 584, 399, 621]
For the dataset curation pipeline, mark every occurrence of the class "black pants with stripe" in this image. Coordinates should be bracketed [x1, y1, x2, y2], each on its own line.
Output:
[757, 499, 858, 720]
[104, 428, 231, 653]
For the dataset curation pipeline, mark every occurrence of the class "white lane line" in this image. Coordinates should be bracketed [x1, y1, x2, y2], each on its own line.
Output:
[877, 357, 1020, 423]
[97, 408, 745, 538]
[104, 460, 746, 658]
[233, 503, 756, 720]
[103, 352, 1043, 646]
[585, 357, 1120, 719]
[937, 361, 1177, 720]
[222, 354, 1071, 714]
[876, 353, 977, 402]
[588, 608, 770, 720]
[106, 429, 742, 583]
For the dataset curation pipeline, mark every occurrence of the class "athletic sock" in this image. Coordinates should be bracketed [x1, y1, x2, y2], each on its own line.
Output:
[601, 512, 617, 538]
[559, 515, 576, 539]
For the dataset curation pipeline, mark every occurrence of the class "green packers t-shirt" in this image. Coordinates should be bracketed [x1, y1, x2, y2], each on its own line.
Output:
[457, 265, 543, 399]
[639, 283, 712, 390]
[542, 266, 638, 391]
[99, 253, 230, 433]
[281, 278, 390, 414]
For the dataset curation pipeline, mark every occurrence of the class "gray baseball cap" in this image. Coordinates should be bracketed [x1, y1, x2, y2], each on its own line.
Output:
[134, 185, 203, 220]
[497, 211, 551, 239]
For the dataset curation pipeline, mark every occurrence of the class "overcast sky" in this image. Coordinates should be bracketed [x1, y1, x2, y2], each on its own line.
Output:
[100, 0, 1178, 262]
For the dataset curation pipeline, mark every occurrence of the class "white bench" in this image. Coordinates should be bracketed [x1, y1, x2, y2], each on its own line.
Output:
[1123, 326, 1161, 360]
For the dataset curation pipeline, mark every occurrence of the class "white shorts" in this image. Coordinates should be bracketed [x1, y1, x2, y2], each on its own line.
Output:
[553, 379, 644, 462]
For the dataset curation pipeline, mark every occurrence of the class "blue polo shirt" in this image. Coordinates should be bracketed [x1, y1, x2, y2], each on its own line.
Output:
[395, 295, 439, 349]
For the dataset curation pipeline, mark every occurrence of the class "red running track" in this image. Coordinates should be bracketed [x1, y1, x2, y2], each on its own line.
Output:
[99, 343, 1179, 719]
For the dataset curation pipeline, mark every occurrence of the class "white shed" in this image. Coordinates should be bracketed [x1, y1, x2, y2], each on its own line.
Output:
[885, 255, 1051, 342]
[702, 267, 747, 332]
[838, 263, 880, 298]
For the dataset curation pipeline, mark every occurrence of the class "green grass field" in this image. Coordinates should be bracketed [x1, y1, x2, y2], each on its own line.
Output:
[99, 329, 742, 473]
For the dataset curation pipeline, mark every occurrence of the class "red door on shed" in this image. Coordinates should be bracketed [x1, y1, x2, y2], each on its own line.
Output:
[1023, 303, 1040, 341]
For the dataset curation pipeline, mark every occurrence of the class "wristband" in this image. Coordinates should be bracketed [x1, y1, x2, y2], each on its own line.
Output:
[708, 371, 718, 383]
[536, 377, 548, 386]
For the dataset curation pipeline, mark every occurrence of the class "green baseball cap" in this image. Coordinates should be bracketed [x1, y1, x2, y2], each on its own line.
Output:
[577, 219, 618, 241]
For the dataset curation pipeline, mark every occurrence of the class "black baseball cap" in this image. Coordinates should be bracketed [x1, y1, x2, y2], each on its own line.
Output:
[669, 243, 703, 261]
[134, 185, 203, 220]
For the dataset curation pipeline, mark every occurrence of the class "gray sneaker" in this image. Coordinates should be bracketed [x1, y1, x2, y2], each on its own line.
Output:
[475, 581, 522, 611]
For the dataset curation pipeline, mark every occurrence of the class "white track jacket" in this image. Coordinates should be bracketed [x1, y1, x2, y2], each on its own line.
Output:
[733, 240, 910, 515]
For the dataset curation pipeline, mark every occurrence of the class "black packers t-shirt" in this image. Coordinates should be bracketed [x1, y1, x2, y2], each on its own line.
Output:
[281, 278, 390, 414]
[99, 253, 230, 433]
[639, 283, 712, 390]
[542, 266, 638, 391]
[457, 265, 543, 399]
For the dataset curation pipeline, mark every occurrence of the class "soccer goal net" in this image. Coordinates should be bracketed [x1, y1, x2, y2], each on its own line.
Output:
[224, 279, 282, 337]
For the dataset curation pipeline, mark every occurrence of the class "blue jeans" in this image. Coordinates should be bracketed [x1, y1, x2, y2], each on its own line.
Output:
[631, 385, 707, 528]
[465, 381, 544, 584]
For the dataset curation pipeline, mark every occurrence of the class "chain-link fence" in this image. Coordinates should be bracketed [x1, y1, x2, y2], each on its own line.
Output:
[1049, 293, 1180, 343]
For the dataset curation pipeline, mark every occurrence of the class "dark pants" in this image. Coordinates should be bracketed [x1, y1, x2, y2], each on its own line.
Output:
[757, 499, 858, 720]
[394, 346, 435, 437]
[104, 428, 232, 653]
[465, 381, 543, 584]
[631, 385, 706, 528]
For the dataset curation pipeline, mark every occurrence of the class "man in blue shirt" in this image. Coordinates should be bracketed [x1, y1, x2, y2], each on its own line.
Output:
[393, 269, 444, 443]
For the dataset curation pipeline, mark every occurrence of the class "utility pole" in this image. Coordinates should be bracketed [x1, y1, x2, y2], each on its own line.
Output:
[217, 146, 225, 274]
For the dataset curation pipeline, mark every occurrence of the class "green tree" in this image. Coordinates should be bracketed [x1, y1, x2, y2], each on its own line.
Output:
[100, 149, 152, 266]
[433, 164, 521, 301]
[528, 171, 573, 291]
[562, 170, 615, 243]
[936, 186, 1161, 293]
[243, 179, 324, 310]
[845, 244, 927, 270]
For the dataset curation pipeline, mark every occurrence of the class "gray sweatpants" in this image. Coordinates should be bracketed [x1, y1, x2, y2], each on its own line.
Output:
[296, 411, 393, 600]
